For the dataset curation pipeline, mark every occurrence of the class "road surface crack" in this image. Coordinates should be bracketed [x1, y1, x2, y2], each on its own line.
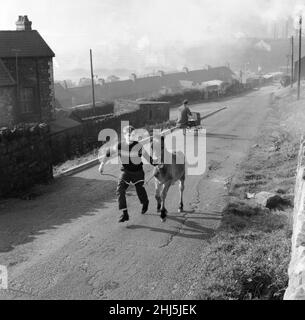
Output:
[159, 212, 188, 249]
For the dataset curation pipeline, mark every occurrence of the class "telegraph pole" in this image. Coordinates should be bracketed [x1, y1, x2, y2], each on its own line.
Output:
[90, 49, 96, 114]
[298, 15, 302, 100]
[291, 36, 294, 87]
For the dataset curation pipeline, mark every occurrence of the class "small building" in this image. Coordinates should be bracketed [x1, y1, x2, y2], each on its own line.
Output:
[115, 99, 170, 124]
[137, 101, 170, 124]
[262, 74, 274, 84]
[0, 15, 55, 127]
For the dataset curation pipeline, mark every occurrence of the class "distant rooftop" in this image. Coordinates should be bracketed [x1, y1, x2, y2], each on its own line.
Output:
[136, 101, 169, 105]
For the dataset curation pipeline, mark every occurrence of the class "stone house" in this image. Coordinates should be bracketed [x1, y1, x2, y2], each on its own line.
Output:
[0, 59, 16, 127]
[0, 16, 55, 127]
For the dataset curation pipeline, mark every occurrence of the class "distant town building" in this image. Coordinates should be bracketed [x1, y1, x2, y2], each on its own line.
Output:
[55, 66, 236, 107]
[106, 75, 120, 82]
[78, 78, 92, 87]
[0, 15, 55, 127]
[179, 79, 226, 96]
[98, 78, 106, 85]
[59, 79, 75, 89]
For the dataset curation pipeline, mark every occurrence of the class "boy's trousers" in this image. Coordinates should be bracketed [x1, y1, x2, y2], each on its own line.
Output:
[116, 169, 149, 211]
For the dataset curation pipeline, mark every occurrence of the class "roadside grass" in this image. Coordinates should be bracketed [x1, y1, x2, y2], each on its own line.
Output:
[198, 226, 290, 300]
[196, 89, 299, 300]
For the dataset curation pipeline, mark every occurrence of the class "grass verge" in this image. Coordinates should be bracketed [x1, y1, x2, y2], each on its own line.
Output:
[196, 86, 300, 300]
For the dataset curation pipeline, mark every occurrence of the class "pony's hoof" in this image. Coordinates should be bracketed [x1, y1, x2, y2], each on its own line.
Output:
[161, 217, 167, 223]
[160, 210, 167, 222]
[178, 208, 184, 213]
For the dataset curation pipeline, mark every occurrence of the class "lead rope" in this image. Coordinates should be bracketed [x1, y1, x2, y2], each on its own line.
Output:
[101, 171, 156, 186]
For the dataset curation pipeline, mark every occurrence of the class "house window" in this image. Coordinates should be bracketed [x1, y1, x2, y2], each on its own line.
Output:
[20, 88, 35, 114]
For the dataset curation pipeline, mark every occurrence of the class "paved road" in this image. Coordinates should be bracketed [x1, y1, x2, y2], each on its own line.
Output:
[0, 87, 274, 300]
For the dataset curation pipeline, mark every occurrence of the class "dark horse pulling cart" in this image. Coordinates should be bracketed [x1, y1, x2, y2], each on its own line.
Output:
[186, 112, 203, 136]
[188, 112, 202, 127]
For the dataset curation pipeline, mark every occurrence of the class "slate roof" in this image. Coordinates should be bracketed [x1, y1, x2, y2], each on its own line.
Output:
[0, 30, 55, 58]
[0, 58, 15, 87]
[134, 76, 162, 94]
[162, 72, 187, 87]
[63, 67, 236, 105]
[136, 101, 169, 105]
[186, 67, 234, 83]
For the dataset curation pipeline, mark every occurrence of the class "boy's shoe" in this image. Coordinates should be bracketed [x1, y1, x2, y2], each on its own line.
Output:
[119, 210, 129, 223]
[141, 201, 149, 214]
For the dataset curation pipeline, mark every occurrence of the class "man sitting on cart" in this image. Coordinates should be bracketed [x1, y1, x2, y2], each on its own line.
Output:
[176, 99, 193, 129]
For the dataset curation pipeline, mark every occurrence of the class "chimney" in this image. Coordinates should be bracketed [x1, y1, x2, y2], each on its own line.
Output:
[16, 15, 32, 31]
[98, 78, 106, 85]
[130, 73, 137, 81]
[157, 70, 165, 77]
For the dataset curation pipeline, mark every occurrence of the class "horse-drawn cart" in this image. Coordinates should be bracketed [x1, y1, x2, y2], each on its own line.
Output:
[188, 112, 202, 127]
[187, 112, 203, 136]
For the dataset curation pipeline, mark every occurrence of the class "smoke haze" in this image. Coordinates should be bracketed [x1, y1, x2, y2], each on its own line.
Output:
[1, 0, 305, 79]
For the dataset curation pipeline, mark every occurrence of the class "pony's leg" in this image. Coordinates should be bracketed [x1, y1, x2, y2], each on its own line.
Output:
[155, 179, 162, 213]
[178, 178, 185, 213]
[160, 181, 171, 222]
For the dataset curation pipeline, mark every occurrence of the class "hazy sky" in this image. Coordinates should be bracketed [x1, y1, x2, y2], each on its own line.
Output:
[1, 0, 305, 80]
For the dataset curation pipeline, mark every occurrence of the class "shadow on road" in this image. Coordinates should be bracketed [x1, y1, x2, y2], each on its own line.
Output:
[0, 176, 117, 254]
[206, 133, 248, 141]
[127, 212, 218, 241]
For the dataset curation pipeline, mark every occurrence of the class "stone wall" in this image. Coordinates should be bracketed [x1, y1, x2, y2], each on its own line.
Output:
[0, 124, 53, 198]
[81, 110, 145, 142]
[69, 101, 114, 122]
[50, 111, 136, 165]
[0, 87, 16, 127]
[285, 138, 305, 300]
[50, 123, 86, 165]
[51, 105, 168, 165]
